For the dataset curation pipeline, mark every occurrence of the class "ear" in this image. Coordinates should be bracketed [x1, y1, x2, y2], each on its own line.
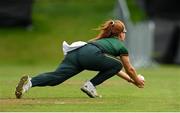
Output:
[118, 32, 122, 38]
[118, 32, 124, 40]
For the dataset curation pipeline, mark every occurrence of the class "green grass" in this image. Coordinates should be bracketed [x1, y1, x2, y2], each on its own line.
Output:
[0, 64, 180, 111]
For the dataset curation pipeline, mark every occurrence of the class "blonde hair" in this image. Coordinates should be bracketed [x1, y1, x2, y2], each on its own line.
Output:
[94, 19, 126, 40]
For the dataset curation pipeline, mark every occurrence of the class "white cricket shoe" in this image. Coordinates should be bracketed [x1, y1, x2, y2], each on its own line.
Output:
[15, 75, 32, 99]
[81, 81, 101, 98]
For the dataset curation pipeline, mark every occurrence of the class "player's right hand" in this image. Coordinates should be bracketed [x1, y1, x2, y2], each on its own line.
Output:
[135, 77, 145, 88]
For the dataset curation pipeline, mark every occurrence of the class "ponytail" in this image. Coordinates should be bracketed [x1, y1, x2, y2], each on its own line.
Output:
[93, 19, 126, 40]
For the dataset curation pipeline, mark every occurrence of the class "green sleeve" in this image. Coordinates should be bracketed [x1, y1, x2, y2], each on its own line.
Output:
[119, 45, 128, 56]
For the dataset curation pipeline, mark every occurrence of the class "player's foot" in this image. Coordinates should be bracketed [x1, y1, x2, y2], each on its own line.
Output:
[15, 75, 32, 99]
[81, 81, 101, 98]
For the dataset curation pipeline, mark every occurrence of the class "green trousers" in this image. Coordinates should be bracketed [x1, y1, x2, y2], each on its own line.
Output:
[31, 43, 122, 87]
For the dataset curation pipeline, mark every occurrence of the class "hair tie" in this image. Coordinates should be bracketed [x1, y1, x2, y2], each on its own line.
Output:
[111, 20, 115, 25]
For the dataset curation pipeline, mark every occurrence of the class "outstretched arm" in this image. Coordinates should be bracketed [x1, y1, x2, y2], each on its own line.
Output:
[117, 70, 134, 82]
[120, 55, 145, 88]
[116, 70, 137, 86]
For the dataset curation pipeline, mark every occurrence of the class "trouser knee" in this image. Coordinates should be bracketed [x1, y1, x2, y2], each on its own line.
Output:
[113, 62, 123, 72]
[90, 62, 122, 86]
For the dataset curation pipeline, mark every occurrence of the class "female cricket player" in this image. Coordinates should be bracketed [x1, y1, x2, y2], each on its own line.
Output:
[15, 19, 145, 99]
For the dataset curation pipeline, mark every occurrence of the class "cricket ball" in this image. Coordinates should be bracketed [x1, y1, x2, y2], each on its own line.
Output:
[138, 74, 145, 81]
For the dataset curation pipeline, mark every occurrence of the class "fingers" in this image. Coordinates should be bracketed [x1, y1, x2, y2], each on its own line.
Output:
[137, 84, 144, 88]
[135, 79, 145, 88]
[129, 75, 145, 88]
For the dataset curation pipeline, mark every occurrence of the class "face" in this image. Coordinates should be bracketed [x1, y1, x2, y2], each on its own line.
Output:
[118, 31, 126, 41]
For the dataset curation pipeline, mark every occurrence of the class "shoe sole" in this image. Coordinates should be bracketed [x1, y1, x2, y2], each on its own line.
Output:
[15, 76, 28, 99]
[80, 87, 95, 98]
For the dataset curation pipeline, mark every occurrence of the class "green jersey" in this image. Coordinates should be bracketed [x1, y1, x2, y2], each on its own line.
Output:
[95, 37, 128, 56]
